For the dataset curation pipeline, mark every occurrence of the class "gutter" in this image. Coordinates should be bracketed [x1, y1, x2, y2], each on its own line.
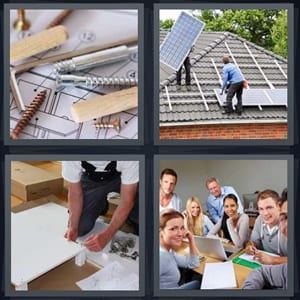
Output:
[160, 119, 287, 127]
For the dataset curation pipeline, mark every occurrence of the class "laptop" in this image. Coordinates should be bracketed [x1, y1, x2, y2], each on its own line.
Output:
[194, 236, 241, 261]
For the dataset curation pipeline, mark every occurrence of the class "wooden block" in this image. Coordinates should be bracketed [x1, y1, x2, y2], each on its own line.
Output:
[10, 25, 68, 63]
[71, 87, 138, 123]
[11, 161, 64, 201]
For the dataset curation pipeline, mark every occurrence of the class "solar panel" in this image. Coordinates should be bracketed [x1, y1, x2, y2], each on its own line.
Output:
[265, 89, 287, 106]
[160, 11, 205, 71]
[214, 89, 288, 108]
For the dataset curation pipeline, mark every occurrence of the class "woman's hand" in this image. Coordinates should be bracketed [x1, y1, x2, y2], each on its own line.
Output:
[184, 229, 194, 242]
[184, 229, 200, 255]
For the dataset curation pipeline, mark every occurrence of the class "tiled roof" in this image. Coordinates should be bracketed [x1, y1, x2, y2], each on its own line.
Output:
[159, 30, 288, 125]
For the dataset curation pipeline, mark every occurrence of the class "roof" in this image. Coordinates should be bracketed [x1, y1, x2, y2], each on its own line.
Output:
[159, 30, 288, 126]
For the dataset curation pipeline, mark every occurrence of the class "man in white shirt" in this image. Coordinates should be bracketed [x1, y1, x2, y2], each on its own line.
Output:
[62, 161, 139, 252]
[160, 168, 182, 212]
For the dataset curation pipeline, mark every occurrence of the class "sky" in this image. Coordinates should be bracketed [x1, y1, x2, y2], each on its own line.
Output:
[159, 9, 194, 21]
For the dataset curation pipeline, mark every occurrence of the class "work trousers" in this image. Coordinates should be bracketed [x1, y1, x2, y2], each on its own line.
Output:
[176, 56, 191, 86]
[225, 81, 243, 112]
[77, 173, 139, 236]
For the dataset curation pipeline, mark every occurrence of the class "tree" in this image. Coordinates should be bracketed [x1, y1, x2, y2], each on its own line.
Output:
[271, 10, 288, 58]
[197, 9, 282, 52]
[160, 19, 174, 29]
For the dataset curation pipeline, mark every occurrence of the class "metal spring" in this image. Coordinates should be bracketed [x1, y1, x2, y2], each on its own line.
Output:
[10, 90, 47, 139]
[86, 76, 138, 88]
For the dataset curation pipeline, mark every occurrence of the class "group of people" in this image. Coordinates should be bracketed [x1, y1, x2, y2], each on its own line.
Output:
[159, 168, 288, 289]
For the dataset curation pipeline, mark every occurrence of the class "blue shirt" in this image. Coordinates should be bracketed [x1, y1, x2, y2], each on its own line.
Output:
[206, 186, 244, 223]
[221, 63, 244, 90]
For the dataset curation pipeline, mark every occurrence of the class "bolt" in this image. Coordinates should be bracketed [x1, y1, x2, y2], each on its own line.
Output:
[56, 74, 138, 89]
[53, 45, 137, 73]
[93, 118, 121, 133]
[13, 9, 31, 31]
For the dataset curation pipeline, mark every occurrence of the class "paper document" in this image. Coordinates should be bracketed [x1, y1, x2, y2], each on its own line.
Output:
[238, 251, 279, 265]
[76, 261, 139, 290]
[201, 261, 237, 289]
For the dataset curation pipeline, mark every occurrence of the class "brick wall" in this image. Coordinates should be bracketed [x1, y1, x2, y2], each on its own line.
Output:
[160, 123, 288, 140]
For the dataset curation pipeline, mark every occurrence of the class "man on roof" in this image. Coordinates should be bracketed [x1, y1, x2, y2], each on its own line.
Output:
[220, 55, 245, 116]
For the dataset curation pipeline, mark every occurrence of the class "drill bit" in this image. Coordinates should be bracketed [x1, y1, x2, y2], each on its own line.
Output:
[10, 90, 47, 139]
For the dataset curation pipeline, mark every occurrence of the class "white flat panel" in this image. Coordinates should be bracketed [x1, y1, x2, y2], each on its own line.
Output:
[11, 203, 84, 287]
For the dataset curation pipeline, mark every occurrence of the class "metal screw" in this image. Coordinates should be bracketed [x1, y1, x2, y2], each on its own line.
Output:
[13, 9, 31, 31]
[10, 90, 47, 139]
[53, 45, 137, 73]
[56, 74, 138, 89]
[93, 118, 121, 133]
[46, 9, 73, 29]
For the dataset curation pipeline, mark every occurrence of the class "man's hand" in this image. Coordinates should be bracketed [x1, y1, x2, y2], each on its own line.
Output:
[254, 251, 274, 265]
[64, 227, 78, 242]
[84, 230, 111, 252]
[245, 241, 257, 255]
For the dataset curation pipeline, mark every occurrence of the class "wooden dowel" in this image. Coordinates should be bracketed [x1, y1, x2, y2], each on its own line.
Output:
[13, 37, 137, 74]
[10, 25, 68, 63]
[71, 87, 138, 123]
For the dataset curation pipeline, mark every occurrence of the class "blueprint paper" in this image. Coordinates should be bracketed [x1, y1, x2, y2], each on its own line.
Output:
[9, 9, 138, 139]
[76, 260, 139, 290]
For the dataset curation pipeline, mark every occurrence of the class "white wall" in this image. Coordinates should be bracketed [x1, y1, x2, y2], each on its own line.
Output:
[159, 159, 287, 211]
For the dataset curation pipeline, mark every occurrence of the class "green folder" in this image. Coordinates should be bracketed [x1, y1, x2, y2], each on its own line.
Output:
[232, 256, 262, 269]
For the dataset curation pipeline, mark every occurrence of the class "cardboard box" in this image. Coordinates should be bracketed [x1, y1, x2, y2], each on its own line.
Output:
[11, 161, 64, 201]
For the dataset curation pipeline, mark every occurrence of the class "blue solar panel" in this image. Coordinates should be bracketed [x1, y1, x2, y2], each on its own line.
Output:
[160, 12, 205, 71]
[214, 89, 288, 108]
[266, 89, 287, 106]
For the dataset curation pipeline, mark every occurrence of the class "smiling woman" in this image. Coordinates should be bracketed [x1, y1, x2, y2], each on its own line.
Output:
[207, 194, 250, 248]
[159, 209, 201, 289]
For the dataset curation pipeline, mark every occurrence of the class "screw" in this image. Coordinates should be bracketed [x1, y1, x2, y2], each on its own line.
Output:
[53, 45, 137, 73]
[56, 74, 138, 89]
[46, 9, 73, 29]
[93, 118, 121, 133]
[10, 90, 47, 139]
[13, 9, 31, 31]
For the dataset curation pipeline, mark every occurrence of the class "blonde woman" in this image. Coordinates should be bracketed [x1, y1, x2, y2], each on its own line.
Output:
[182, 196, 213, 236]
